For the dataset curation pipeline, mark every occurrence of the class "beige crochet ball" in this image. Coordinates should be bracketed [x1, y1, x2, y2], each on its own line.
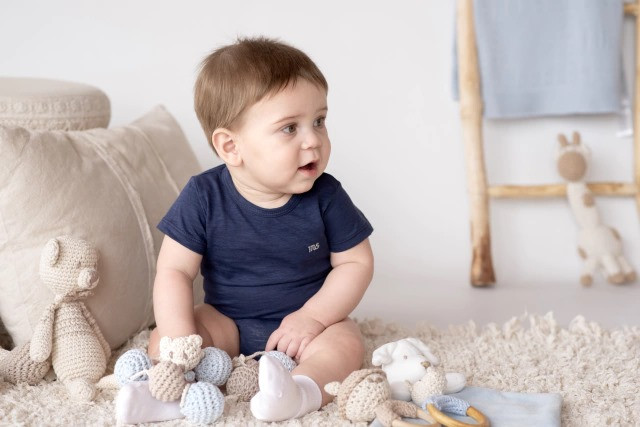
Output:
[226, 358, 259, 402]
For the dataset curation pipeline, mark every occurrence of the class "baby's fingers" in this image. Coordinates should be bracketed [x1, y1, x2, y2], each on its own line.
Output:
[295, 337, 311, 361]
[265, 328, 284, 351]
[285, 339, 301, 359]
[276, 335, 293, 354]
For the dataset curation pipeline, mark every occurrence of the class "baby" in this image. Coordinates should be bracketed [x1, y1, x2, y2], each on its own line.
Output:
[121, 37, 374, 423]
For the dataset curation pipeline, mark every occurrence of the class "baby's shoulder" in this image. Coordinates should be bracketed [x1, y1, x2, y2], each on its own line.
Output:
[312, 172, 340, 194]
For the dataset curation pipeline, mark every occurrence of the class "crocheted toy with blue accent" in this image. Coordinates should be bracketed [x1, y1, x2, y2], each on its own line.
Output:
[114, 335, 231, 424]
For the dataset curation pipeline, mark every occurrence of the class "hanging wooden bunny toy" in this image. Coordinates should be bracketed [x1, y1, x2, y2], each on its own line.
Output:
[557, 132, 636, 286]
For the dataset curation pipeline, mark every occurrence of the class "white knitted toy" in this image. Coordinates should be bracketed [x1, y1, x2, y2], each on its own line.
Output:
[557, 132, 637, 286]
[371, 338, 465, 401]
[28, 236, 111, 401]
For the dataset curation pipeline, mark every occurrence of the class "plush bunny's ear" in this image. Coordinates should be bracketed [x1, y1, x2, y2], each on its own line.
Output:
[406, 337, 440, 366]
[324, 381, 341, 396]
[42, 238, 60, 267]
[572, 131, 581, 145]
[558, 133, 569, 147]
[372, 342, 397, 366]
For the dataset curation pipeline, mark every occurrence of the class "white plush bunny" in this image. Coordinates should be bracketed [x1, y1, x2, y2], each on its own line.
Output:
[371, 337, 465, 401]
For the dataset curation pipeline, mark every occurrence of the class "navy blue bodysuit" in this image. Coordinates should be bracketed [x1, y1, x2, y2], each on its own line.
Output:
[158, 165, 373, 355]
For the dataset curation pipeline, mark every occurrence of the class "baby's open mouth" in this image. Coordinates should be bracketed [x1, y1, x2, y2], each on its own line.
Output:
[299, 162, 317, 171]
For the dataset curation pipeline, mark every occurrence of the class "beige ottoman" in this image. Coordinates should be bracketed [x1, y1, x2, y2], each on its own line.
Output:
[0, 77, 111, 349]
[0, 77, 110, 131]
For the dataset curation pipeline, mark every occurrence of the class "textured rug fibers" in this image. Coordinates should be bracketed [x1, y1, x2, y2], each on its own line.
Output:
[0, 313, 638, 426]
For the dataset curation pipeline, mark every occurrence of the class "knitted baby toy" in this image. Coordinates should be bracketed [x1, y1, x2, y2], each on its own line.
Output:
[372, 338, 466, 401]
[557, 132, 637, 286]
[226, 350, 297, 401]
[115, 334, 232, 424]
[325, 369, 488, 427]
[9, 236, 110, 401]
[0, 342, 51, 385]
[324, 368, 436, 426]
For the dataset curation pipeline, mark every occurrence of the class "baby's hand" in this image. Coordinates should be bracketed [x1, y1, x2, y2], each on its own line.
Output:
[265, 309, 325, 361]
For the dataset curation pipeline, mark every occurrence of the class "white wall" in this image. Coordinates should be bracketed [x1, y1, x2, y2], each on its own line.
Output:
[3, 1, 638, 328]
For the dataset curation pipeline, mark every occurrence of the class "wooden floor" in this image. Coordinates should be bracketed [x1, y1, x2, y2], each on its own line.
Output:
[354, 278, 640, 330]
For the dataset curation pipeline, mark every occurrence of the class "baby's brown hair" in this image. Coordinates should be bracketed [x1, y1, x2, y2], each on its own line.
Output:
[194, 37, 328, 154]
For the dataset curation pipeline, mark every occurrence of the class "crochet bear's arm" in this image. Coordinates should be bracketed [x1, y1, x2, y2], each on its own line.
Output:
[80, 303, 111, 359]
[30, 306, 55, 362]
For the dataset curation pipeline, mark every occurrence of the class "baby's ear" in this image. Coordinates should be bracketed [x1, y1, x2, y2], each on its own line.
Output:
[324, 381, 341, 396]
[212, 129, 241, 166]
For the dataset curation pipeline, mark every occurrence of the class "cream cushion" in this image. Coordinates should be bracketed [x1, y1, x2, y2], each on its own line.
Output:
[0, 77, 111, 131]
[0, 105, 204, 350]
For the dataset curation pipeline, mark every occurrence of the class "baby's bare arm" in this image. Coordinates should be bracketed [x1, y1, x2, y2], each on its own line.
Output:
[266, 239, 373, 358]
[153, 236, 202, 338]
[304, 238, 374, 326]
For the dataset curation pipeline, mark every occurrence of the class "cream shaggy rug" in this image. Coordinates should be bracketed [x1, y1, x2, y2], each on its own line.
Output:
[1, 313, 639, 426]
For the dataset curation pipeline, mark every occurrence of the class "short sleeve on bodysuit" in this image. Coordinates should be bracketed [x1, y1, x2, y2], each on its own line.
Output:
[322, 183, 373, 253]
[157, 177, 207, 254]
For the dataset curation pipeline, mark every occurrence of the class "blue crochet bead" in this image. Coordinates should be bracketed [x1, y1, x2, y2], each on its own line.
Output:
[422, 395, 470, 416]
[194, 347, 232, 386]
[266, 350, 297, 372]
[181, 382, 224, 424]
[114, 349, 151, 386]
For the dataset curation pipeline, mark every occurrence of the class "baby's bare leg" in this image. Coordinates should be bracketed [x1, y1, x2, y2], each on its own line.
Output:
[294, 318, 364, 406]
[148, 304, 240, 360]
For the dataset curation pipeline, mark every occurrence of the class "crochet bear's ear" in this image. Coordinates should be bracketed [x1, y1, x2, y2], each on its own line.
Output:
[42, 238, 60, 267]
[187, 334, 203, 349]
[324, 381, 341, 396]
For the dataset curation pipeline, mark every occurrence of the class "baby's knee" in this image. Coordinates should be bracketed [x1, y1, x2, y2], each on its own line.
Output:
[194, 304, 240, 357]
[334, 323, 365, 367]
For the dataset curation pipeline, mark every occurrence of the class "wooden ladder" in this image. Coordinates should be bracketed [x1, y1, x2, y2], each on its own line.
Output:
[456, 0, 640, 286]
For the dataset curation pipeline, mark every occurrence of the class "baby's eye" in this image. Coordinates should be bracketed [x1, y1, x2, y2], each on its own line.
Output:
[282, 124, 297, 134]
[313, 117, 325, 128]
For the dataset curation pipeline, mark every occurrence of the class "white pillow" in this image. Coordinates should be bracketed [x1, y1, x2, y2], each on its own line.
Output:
[0, 105, 204, 350]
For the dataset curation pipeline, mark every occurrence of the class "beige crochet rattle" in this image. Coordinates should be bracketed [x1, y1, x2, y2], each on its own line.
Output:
[324, 368, 437, 426]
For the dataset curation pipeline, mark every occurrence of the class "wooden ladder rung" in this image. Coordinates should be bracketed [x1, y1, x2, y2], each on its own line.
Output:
[488, 182, 638, 198]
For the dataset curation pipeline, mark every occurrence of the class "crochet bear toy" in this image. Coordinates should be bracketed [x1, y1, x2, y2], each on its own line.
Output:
[324, 368, 435, 426]
[0, 236, 110, 400]
[325, 369, 488, 427]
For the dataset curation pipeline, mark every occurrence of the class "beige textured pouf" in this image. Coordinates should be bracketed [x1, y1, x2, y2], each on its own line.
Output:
[0, 77, 110, 130]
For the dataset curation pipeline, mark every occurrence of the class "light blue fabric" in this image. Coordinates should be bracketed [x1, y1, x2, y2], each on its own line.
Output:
[452, 0, 625, 118]
[370, 386, 562, 427]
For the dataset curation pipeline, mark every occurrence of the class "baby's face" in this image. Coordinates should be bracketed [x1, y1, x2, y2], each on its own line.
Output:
[233, 78, 331, 196]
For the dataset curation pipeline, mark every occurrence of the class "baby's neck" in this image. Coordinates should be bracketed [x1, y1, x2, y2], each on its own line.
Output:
[229, 172, 292, 209]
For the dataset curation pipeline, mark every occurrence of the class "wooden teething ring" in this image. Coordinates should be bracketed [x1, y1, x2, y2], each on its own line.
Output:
[426, 403, 489, 427]
[391, 407, 438, 427]
[375, 400, 439, 427]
